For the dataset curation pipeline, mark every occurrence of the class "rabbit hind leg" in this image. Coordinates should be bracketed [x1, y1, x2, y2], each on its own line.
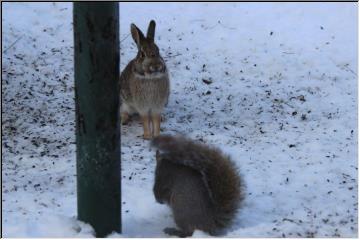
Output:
[121, 112, 130, 125]
[120, 102, 134, 125]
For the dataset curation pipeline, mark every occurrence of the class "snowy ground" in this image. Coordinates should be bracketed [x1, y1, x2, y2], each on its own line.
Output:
[2, 2, 358, 238]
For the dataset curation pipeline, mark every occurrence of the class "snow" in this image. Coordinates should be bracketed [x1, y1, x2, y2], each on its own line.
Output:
[2, 2, 358, 238]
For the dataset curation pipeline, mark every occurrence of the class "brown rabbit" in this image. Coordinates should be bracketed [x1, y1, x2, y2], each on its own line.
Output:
[120, 20, 170, 139]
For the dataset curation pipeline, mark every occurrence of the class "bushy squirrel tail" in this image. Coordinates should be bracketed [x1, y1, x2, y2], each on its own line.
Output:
[151, 135, 245, 229]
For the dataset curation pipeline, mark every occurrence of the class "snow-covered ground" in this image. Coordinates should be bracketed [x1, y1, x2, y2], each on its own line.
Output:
[2, 2, 358, 237]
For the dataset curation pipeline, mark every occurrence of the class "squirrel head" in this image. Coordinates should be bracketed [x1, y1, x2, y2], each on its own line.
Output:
[153, 151, 173, 204]
[155, 150, 161, 162]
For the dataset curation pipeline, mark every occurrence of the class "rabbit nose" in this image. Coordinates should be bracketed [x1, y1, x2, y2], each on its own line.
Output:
[150, 64, 163, 72]
[156, 64, 163, 71]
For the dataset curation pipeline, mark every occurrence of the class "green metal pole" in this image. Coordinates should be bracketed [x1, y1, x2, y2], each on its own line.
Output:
[73, 3, 121, 237]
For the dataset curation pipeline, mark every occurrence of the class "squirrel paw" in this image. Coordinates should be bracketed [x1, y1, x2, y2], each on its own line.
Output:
[163, 227, 192, 238]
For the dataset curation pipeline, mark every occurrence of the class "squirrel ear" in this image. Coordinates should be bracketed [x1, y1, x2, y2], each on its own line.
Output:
[146, 20, 156, 42]
[155, 150, 162, 163]
[131, 23, 145, 47]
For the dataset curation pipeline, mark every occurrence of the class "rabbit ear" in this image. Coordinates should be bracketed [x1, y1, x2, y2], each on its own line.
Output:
[131, 23, 145, 47]
[146, 20, 156, 41]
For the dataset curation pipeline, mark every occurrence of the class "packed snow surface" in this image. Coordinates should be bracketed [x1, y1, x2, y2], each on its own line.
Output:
[2, 2, 357, 237]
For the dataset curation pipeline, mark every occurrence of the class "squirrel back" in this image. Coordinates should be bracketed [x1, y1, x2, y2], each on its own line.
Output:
[152, 135, 245, 237]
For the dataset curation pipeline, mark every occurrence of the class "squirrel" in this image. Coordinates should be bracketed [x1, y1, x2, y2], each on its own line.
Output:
[151, 135, 245, 237]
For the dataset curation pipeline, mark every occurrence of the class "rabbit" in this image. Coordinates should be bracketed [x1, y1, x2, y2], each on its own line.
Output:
[120, 20, 170, 139]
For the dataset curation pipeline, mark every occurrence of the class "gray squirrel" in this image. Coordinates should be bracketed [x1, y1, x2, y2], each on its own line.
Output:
[151, 135, 245, 237]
